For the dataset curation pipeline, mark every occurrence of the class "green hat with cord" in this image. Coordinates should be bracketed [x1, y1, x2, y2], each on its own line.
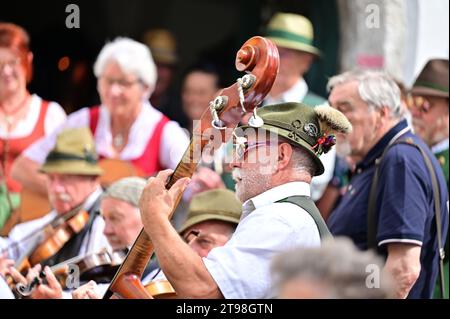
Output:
[179, 189, 242, 234]
[237, 102, 352, 176]
[40, 127, 103, 176]
[266, 12, 321, 57]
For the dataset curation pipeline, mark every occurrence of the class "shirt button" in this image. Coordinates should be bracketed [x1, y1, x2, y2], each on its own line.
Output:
[356, 168, 362, 174]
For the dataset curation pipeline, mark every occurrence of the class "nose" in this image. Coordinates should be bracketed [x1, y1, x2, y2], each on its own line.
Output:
[48, 176, 65, 192]
[409, 106, 422, 117]
[103, 221, 114, 236]
[229, 153, 242, 170]
[109, 82, 123, 97]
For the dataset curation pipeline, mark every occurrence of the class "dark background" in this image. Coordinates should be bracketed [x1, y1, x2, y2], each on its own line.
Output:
[1, 0, 339, 115]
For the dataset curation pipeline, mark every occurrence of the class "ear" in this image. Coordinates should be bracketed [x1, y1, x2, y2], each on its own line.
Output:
[27, 52, 34, 65]
[142, 84, 153, 100]
[277, 143, 293, 171]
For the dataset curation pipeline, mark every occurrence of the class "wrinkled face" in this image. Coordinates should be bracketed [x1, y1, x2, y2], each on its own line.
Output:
[45, 173, 98, 214]
[101, 197, 142, 250]
[181, 220, 234, 257]
[0, 48, 28, 98]
[97, 61, 148, 118]
[181, 71, 218, 121]
[410, 95, 449, 146]
[230, 135, 279, 203]
[329, 81, 381, 161]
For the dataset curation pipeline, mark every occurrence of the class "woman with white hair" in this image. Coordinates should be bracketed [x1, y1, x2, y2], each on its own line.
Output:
[11, 37, 189, 195]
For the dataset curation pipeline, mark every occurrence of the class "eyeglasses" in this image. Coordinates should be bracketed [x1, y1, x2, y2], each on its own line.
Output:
[0, 58, 21, 71]
[99, 76, 143, 89]
[232, 140, 274, 160]
[406, 94, 431, 113]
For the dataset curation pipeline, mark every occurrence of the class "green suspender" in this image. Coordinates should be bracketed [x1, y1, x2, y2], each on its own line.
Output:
[277, 195, 332, 239]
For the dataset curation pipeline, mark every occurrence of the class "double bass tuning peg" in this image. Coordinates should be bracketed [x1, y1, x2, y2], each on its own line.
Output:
[210, 96, 228, 130]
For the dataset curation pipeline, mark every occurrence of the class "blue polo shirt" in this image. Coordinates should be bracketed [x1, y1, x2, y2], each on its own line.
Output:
[327, 119, 448, 299]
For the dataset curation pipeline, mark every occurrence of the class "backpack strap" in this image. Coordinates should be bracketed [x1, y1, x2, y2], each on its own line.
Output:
[277, 195, 332, 239]
[367, 138, 446, 298]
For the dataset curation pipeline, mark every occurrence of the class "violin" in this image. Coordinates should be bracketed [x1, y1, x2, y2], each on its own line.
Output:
[15, 249, 127, 297]
[1, 158, 145, 236]
[3, 204, 90, 284]
[28, 209, 90, 266]
[103, 36, 279, 299]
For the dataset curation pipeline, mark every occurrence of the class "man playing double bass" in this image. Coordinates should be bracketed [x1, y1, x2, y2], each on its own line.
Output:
[0, 127, 109, 274]
[138, 102, 352, 298]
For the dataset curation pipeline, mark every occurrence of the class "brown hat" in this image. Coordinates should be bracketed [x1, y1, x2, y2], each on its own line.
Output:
[179, 189, 242, 234]
[411, 59, 449, 98]
[40, 127, 103, 176]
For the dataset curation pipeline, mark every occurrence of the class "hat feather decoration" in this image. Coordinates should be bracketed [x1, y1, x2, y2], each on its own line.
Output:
[314, 103, 352, 134]
[312, 103, 352, 154]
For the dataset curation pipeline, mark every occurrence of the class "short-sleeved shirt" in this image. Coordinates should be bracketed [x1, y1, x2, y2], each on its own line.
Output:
[203, 182, 321, 299]
[327, 119, 449, 299]
[23, 101, 188, 170]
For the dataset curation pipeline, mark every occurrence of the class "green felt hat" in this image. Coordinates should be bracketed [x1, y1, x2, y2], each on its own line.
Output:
[266, 12, 321, 57]
[40, 127, 103, 176]
[239, 102, 352, 176]
[179, 189, 242, 234]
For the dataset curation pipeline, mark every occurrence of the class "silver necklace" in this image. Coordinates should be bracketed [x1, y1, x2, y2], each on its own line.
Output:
[113, 133, 125, 148]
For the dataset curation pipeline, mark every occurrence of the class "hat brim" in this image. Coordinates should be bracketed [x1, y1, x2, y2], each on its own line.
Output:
[179, 212, 240, 234]
[39, 160, 103, 176]
[268, 37, 321, 57]
[410, 86, 449, 98]
[238, 125, 325, 176]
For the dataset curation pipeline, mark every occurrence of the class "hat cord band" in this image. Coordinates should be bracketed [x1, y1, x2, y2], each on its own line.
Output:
[414, 80, 449, 94]
[190, 210, 239, 220]
[267, 29, 313, 46]
[262, 119, 316, 146]
[46, 151, 98, 164]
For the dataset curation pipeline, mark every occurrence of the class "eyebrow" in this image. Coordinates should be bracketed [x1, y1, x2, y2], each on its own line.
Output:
[103, 209, 125, 219]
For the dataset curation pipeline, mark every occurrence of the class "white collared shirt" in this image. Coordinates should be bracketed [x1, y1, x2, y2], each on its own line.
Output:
[0, 94, 66, 139]
[0, 187, 110, 261]
[23, 101, 188, 170]
[203, 182, 321, 299]
[264, 78, 308, 106]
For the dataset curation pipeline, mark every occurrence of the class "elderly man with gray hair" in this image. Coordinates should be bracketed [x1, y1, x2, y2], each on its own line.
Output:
[326, 70, 448, 299]
[272, 237, 394, 298]
[11, 37, 189, 197]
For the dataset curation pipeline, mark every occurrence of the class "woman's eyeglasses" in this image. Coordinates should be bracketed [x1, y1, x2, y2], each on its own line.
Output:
[0, 58, 21, 71]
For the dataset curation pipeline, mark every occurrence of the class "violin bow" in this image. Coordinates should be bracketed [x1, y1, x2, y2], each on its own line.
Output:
[103, 36, 279, 299]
